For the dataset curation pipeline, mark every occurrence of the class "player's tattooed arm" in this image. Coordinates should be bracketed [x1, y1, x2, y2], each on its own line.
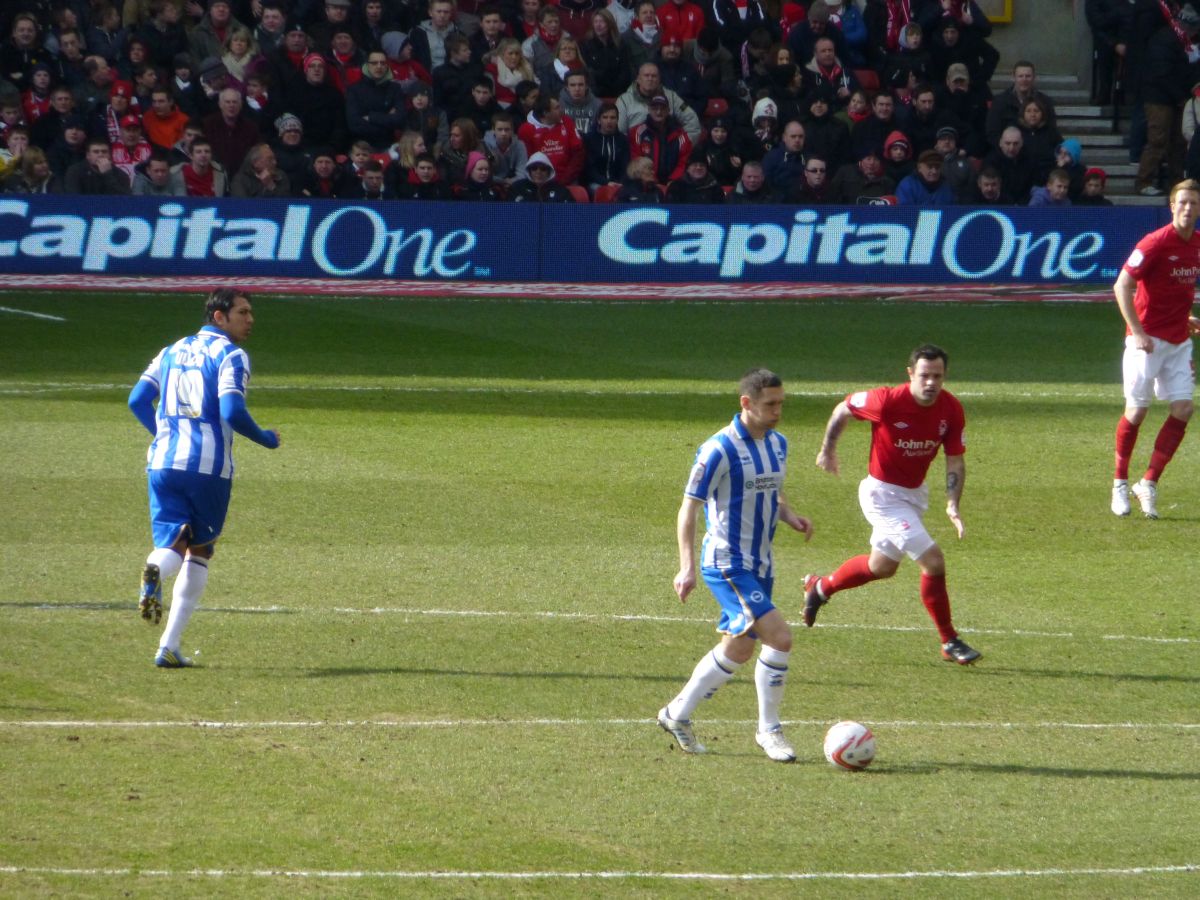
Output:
[816, 401, 852, 475]
[945, 454, 965, 539]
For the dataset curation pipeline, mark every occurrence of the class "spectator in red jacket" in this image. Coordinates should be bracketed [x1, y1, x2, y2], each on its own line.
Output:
[517, 93, 584, 184]
[629, 93, 692, 183]
[656, 0, 707, 43]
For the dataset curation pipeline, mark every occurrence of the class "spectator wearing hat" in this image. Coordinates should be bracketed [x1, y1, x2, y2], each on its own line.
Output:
[93, 79, 140, 145]
[509, 149, 575, 201]
[689, 27, 739, 106]
[112, 112, 153, 182]
[629, 92, 692, 184]
[694, 115, 742, 187]
[789, 2, 848, 75]
[143, 85, 190, 150]
[309, 0, 363, 54]
[895, 146, 953, 205]
[656, 32, 706, 114]
[789, 153, 832, 203]
[882, 128, 913, 183]
[935, 61, 987, 157]
[1135, 3, 1200, 195]
[726, 159, 779, 203]
[761, 117, 807, 194]
[666, 144, 725, 202]
[346, 48, 408, 149]
[624, 1, 664, 73]
[132, 148, 175, 195]
[802, 82, 850, 170]
[747, 95, 780, 161]
[617, 62, 701, 142]
[21, 63, 54, 128]
[169, 135, 229, 196]
[1075, 166, 1113, 206]
[270, 112, 311, 187]
[927, 16, 986, 92]
[1053, 136, 1086, 200]
[63, 136, 132, 194]
[266, 22, 311, 101]
[190, 1, 246, 67]
[827, 144, 896, 203]
[458, 149, 503, 199]
[138, 0, 189, 70]
[297, 146, 349, 197]
[230, 140, 291, 196]
[518, 92, 585, 184]
[203, 86, 262, 172]
[326, 28, 368, 94]
[47, 113, 90, 175]
[851, 91, 901, 161]
[195, 55, 231, 107]
[933, 124, 971, 196]
[167, 53, 205, 118]
[283, 53, 350, 152]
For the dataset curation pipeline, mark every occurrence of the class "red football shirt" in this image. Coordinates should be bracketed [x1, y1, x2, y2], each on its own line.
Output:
[1122, 222, 1200, 344]
[847, 384, 966, 490]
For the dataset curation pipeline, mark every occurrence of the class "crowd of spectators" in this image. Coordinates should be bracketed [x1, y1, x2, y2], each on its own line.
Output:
[0, 0, 1155, 207]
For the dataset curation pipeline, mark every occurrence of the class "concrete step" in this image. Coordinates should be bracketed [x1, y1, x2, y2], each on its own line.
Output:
[1076, 133, 1129, 147]
[1113, 194, 1169, 206]
[1058, 117, 1127, 135]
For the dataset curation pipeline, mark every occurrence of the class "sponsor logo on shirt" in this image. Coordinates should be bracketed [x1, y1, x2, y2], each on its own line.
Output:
[1170, 265, 1200, 280]
[894, 438, 938, 456]
[744, 473, 784, 492]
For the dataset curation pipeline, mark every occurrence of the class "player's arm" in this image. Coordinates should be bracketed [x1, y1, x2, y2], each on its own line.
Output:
[816, 400, 854, 475]
[778, 491, 813, 541]
[127, 378, 158, 436]
[674, 496, 704, 603]
[945, 453, 965, 539]
[1113, 268, 1152, 352]
[219, 392, 281, 448]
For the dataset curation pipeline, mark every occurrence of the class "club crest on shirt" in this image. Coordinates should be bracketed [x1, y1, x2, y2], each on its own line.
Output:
[939, 419, 948, 437]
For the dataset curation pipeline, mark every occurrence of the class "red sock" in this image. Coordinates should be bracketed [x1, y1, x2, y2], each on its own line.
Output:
[1144, 415, 1188, 483]
[920, 573, 957, 643]
[823, 555, 877, 597]
[1114, 416, 1140, 480]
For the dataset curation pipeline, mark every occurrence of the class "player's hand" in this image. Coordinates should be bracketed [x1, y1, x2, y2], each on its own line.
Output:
[788, 515, 814, 541]
[673, 568, 695, 603]
[1189, 316, 1200, 336]
[816, 447, 839, 475]
[946, 502, 964, 539]
[1132, 332, 1154, 352]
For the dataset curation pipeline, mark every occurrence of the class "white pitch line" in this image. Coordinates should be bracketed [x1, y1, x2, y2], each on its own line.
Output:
[23, 601, 1198, 645]
[2, 718, 1196, 730]
[0, 306, 66, 322]
[0, 864, 1195, 882]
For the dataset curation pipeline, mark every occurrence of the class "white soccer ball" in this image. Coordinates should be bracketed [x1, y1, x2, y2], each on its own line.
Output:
[823, 720, 876, 771]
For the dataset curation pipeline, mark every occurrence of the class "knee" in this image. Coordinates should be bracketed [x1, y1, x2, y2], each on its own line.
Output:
[1124, 407, 1148, 426]
[1171, 402, 1194, 422]
[765, 629, 793, 654]
[868, 556, 900, 578]
[918, 546, 946, 576]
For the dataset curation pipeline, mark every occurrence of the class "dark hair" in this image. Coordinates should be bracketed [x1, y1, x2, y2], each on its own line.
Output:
[205, 287, 249, 323]
[740, 367, 783, 399]
[909, 343, 948, 369]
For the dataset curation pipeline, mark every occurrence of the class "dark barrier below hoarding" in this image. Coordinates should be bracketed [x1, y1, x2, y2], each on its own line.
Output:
[0, 196, 1168, 285]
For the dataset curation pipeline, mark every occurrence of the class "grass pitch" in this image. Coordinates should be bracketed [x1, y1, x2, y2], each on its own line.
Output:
[1, 289, 1197, 898]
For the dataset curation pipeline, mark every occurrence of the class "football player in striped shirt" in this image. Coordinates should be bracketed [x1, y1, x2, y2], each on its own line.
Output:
[659, 368, 814, 762]
[128, 288, 281, 668]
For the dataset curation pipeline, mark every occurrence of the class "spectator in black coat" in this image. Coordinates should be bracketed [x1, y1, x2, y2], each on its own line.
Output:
[666, 147, 726, 202]
[583, 103, 630, 191]
[346, 49, 408, 149]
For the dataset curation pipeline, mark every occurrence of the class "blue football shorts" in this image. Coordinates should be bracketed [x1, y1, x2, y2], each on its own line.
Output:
[147, 469, 232, 549]
[702, 567, 775, 638]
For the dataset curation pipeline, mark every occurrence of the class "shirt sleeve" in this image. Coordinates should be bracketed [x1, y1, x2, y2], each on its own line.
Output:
[943, 397, 967, 456]
[139, 348, 165, 390]
[684, 439, 727, 501]
[846, 386, 887, 423]
[216, 347, 250, 398]
[1122, 232, 1158, 280]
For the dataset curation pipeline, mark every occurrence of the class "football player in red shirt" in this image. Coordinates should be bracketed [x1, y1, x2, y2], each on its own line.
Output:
[804, 344, 981, 665]
[1111, 179, 1200, 519]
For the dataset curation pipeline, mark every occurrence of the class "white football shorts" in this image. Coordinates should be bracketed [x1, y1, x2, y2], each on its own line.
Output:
[1123, 334, 1195, 406]
[858, 475, 935, 562]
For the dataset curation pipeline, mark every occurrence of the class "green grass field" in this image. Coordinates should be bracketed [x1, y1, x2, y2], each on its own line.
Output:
[1, 290, 1197, 898]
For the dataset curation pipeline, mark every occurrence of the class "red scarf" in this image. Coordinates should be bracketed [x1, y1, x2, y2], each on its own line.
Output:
[1159, 0, 1197, 55]
[537, 24, 560, 49]
[885, 0, 913, 51]
[848, 107, 870, 124]
[817, 61, 843, 84]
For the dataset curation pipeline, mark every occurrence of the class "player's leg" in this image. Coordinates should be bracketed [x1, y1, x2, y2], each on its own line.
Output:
[1136, 342, 1194, 516]
[1116, 338, 1155, 515]
[750, 609, 796, 762]
[154, 474, 231, 668]
[658, 568, 755, 754]
[914, 543, 980, 665]
[142, 471, 190, 623]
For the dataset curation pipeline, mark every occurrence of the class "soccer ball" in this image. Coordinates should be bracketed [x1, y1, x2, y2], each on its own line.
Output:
[823, 720, 876, 771]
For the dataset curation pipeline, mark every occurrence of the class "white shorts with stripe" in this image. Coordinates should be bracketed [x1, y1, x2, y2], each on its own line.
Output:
[858, 475, 935, 563]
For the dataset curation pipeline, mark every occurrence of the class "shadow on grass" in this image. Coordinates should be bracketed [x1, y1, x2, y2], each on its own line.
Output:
[969, 665, 1200, 686]
[0, 601, 295, 615]
[297, 665, 679, 683]
[889, 761, 1200, 780]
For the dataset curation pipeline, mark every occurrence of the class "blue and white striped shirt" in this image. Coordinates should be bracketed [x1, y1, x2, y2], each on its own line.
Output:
[138, 325, 250, 479]
[684, 414, 788, 579]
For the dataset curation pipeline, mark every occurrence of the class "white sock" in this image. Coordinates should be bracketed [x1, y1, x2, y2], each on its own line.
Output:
[159, 558, 208, 652]
[146, 547, 183, 581]
[755, 646, 790, 733]
[669, 645, 740, 721]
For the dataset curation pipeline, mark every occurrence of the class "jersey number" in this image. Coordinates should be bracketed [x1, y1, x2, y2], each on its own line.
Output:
[163, 368, 206, 418]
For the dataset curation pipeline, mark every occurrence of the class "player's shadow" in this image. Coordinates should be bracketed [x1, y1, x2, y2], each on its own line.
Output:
[891, 760, 1200, 781]
[966, 665, 1200, 686]
[299, 665, 680, 683]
